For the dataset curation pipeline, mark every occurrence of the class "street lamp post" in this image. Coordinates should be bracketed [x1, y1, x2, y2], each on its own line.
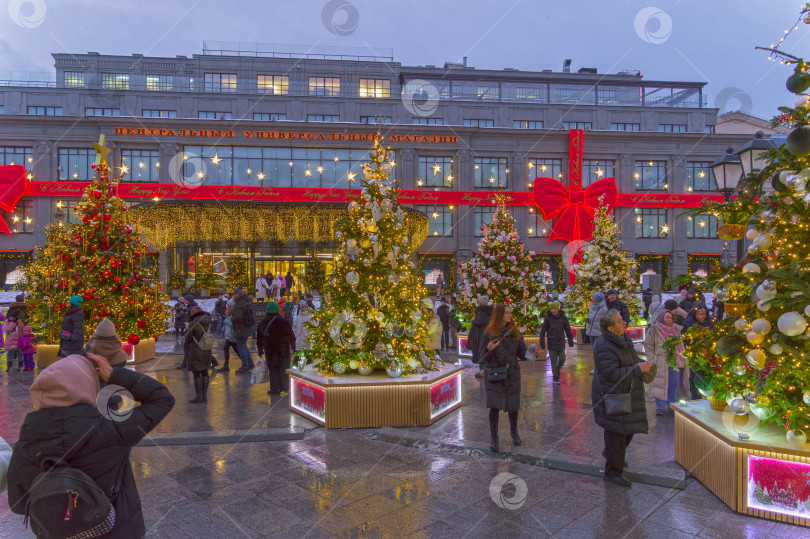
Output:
[736, 131, 776, 181]
[710, 147, 744, 263]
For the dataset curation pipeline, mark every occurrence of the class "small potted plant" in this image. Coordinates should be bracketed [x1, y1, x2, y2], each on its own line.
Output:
[195, 262, 216, 298]
[169, 272, 185, 297]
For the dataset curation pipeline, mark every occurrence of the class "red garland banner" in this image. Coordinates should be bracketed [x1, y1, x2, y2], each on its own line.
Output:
[25, 182, 722, 208]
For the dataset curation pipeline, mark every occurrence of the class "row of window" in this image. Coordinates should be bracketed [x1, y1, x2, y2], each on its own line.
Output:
[61, 72, 704, 108]
[3, 196, 717, 240]
[0, 145, 716, 191]
[18, 106, 708, 131]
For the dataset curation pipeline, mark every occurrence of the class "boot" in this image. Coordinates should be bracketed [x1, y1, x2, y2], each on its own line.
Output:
[189, 375, 204, 404]
[217, 360, 230, 372]
[509, 414, 521, 446]
[489, 420, 500, 453]
[201, 375, 209, 403]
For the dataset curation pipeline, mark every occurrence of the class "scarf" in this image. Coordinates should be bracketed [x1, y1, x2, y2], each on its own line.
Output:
[657, 321, 685, 368]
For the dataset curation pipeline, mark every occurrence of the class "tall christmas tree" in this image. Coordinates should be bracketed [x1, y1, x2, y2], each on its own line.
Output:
[225, 255, 250, 292]
[458, 195, 547, 333]
[23, 137, 168, 345]
[563, 201, 643, 326]
[682, 43, 810, 442]
[307, 135, 439, 376]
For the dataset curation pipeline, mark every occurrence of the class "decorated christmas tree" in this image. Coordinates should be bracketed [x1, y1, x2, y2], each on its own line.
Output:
[681, 42, 810, 445]
[307, 135, 439, 376]
[457, 195, 547, 333]
[563, 201, 643, 326]
[225, 255, 250, 292]
[23, 138, 168, 346]
[303, 255, 327, 294]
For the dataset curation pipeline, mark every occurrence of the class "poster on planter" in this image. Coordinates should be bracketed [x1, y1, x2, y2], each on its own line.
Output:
[291, 379, 326, 422]
[747, 455, 810, 518]
[430, 374, 461, 418]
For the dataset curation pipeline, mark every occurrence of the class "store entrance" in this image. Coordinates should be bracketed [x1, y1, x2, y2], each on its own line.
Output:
[254, 259, 306, 299]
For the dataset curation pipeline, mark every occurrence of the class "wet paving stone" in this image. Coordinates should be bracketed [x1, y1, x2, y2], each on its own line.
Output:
[1, 339, 809, 537]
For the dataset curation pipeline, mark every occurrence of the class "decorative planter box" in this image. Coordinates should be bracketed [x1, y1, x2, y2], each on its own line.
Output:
[287, 364, 463, 428]
[131, 337, 156, 365]
[34, 344, 61, 369]
[673, 400, 810, 527]
[572, 325, 646, 344]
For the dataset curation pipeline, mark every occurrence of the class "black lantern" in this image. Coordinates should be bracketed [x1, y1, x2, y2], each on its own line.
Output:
[736, 131, 776, 177]
[710, 147, 743, 196]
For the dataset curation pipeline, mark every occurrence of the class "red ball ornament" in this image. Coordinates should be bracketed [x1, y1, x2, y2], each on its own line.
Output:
[103, 270, 112, 277]
[103, 214, 112, 222]
[62, 255, 70, 262]
[127, 334, 140, 346]
[92, 190, 101, 199]
[136, 320, 146, 329]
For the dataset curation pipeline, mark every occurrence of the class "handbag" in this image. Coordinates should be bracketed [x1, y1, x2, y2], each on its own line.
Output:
[604, 392, 632, 415]
[251, 358, 269, 384]
[486, 365, 508, 382]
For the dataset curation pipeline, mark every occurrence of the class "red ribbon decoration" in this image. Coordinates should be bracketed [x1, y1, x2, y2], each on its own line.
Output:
[531, 176, 618, 242]
[0, 164, 27, 235]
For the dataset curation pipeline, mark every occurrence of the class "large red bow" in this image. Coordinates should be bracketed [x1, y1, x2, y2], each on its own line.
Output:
[531, 176, 618, 242]
[0, 164, 27, 234]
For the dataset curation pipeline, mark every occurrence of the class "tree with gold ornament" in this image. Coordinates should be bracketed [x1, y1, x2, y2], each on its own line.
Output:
[307, 135, 439, 376]
[563, 201, 644, 326]
[680, 40, 810, 445]
[225, 255, 250, 292]
[457, 195, 547, 333]
[22, 137, 168, 347]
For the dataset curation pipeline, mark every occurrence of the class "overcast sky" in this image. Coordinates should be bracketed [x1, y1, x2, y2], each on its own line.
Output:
[1, 0, 805, 118]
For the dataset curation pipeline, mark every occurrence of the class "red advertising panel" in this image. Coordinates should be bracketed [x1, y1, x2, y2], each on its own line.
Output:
[748, 455, 810, 519]
[430, 374, 462, 418]
[291, 379, 326, 422]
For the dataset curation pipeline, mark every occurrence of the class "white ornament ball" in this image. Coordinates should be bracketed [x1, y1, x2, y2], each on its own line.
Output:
[349, 360, 359, 370]
[742, 263, 761, 274]
[786, 429, 808, 447]
[777, 312, 808, 336]
[757, 300, 772, 312]
[406, 358, 418, 368]
[728, 398, 749, 415]
[796, 95, 810, 108]
[745, 228, 759, 240]
[805, 305, 810, 317]
[755, 284, 777, 302]
[750, 319, 772, 335]
[769, 343, 784, 355]
[804, 390, 810, 405]
[734, 318, 749, 332]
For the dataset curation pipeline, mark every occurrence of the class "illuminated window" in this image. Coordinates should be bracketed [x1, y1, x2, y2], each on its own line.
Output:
[582, 160, 615, 187]
[474, 157, 508, 188]
[257, 75, 289, 95]
[527, 212, 551, 238]
[101, 73, 129, 90]
[686, 213, 718, 238]
[415, 205, 452, 236]
[417, 156, 454, 188]
[204, 73, 237, 93]
[474, 207, 497, 237]
[686, 161, 716, 191]
[146, 74, 173, 91]
[527, 158, 562, 182]
[58, 148, 95, 181]
[5, 199, 33, 234]
[63, 72, 85, 88]
[359, 79, 390, 98]
[634, 160, 668, 190]
[0, 147, 32, 166]
[309, 77, 341, 97]
[120, 149, 159, 182]
[635, 208, 668, 238]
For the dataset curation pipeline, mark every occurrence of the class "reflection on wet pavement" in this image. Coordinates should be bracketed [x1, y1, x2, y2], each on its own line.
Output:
[0, 339, 803, 537]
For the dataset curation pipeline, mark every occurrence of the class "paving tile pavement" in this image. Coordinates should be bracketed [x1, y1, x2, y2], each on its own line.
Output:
[0, 339, 807, 538]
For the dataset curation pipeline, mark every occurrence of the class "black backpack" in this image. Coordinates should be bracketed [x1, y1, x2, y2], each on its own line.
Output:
[243, 302, 256, 328]
[24, 442, 120, 539]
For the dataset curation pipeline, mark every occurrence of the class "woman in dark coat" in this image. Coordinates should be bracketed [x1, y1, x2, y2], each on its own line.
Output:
[469, 297, 493, 378]
[478, 304, 526, 453]
[184, 306, 213, 404]
[8, 353, 174, 538]
[591, 309, 653, 487]
[58, 295, 85, 357]
[257, 302, 296, 396]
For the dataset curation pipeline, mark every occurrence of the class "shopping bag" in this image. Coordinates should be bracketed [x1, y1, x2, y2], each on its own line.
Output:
[251, 358, 269, 384]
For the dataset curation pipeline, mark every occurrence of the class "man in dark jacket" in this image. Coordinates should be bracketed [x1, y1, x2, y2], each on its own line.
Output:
[231, 289, 255, 373]
[58, 295, 85, 358]
[257, 302, 296, 396]
[436, 297, 451, 351]
[605, 289, 630, 326]
[285, 271, 295, 299]
[679, 291, 706, 318]
[8, 353, 175, 539]
[537, 302, 574, 384]
[468, 296, 493, 378]
[591, 309, 653, 487]
[213, 294, 227, 336]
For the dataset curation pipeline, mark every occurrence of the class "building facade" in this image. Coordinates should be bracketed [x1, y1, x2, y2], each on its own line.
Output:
[0, 43, 753, 292]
